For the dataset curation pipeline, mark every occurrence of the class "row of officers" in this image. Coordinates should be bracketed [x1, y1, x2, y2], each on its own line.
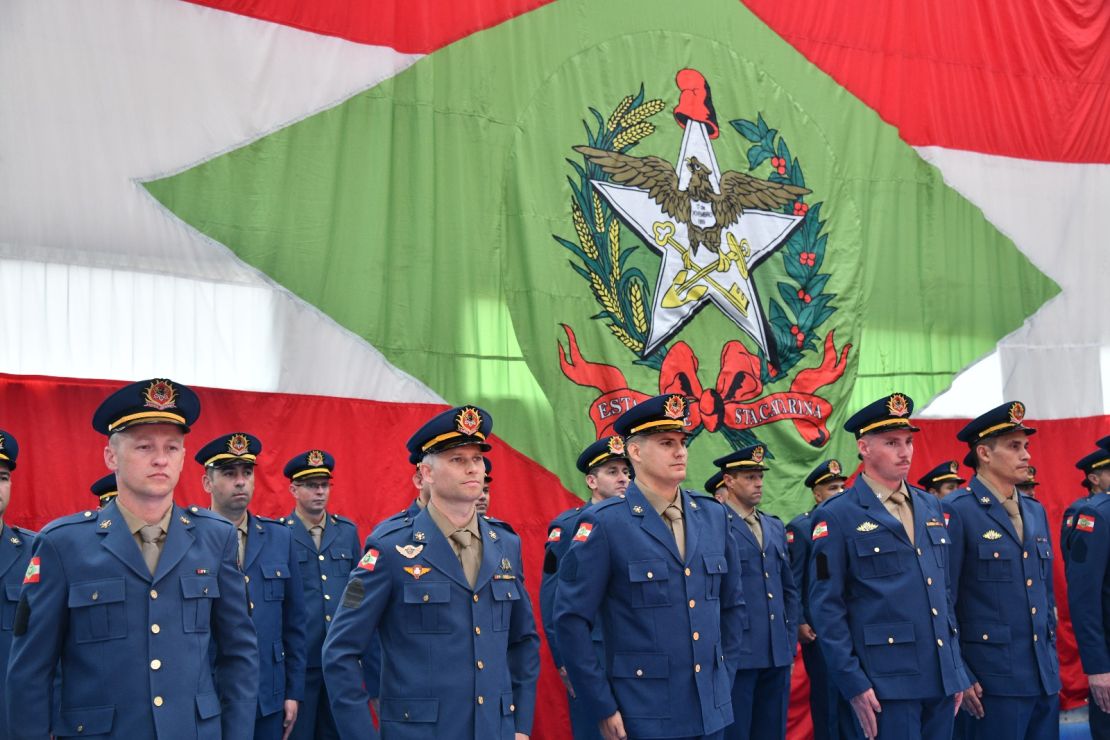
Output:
[0, 380, 1109, 740]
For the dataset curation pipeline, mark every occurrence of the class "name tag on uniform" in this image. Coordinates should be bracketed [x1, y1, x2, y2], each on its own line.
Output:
[926, 520, 944, 527]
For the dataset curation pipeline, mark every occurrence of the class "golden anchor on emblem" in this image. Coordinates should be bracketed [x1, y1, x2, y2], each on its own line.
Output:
[654, 222, 750, 315]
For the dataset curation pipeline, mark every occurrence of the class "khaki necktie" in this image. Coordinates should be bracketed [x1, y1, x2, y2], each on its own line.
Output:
[744, 513, 764, 549]
[237, 528, 247, 568]
[139, 524, 163, 576]
[1001, 496, 1024, 542]
[310, 525, 324, 550]
[450, 530, 481, 589]
[887, 490, 915, 545]
[663, 504, 686, 560]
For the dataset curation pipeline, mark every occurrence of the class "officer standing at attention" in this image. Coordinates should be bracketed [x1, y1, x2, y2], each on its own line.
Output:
[943, 402, 1060, 738]
[90, 472, 119, 507]
[6, 378, 258, 739]
[918, 461, 966, 500]
[197, 432, 308, 739]
[809, 393, 968, 739]
[0, 430, 35, 739]
[1066, 446, 1110, 739]
[476, 458, 493, 516]
[711, 444, 799, 740]
[786, 460, 850, 740]
[1064, 449, 1110, 550]
[541, 435, 631, 740]
[322, 405, 540, 738]
[283, 449, 361, 740]
[555, 394, 745, 740]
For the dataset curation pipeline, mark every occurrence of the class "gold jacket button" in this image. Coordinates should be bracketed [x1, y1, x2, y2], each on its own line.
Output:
[150, 589, 158, 599]
[475, 627, 481, 635]
[473, 594, 479, 602]
[695, 664, 701, 672]
[693, 631, 700, 641]
[477, 660, 484, 669]
[151, 624, 160, 634]
[477, 696, 484, 705]
[151, 659, 162, 670]
[635, 669, 643, 677]
[153, 696, 164, 707]
[689, 599, 696, 608]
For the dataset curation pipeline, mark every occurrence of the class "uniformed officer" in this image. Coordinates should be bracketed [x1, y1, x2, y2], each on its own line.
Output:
[322, 405, 540, 738]
[809, 393, 968, 739]
[943, 401, 1060, 738]
[196, 432, 308, 739]
[1065, 462, 1110, 739]
[555, 394, 745, 740]
[785, 460, 852, 740]
[476, 458, 493, 516]
[90, 472, 119, 507]
[1065, 450, 1110, 548]
[6, 378, 258, 739]
[918, 461, 965, 500]
[541, 435, 631, 740]
[282, 448, 361, 740]
[0, 429, 35, 739]
[711, 444, 798, 740]
[1016, 466, 1039, 499]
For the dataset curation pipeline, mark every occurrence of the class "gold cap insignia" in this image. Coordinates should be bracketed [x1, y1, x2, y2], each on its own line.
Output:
[404, 565, 431, 580]
[828, 459, 842, 476]
[752, 446, 765, 463]
[663, 394, 687, 420]
[949, 461, 959, 474]
[887, 394, 909, 417]
[306, 450, 325, 467]
[227, 433, 250, 456]
[607, 436, 625, 455]
[395, 544, 424, 559]
[456, 407, 482, 436]
[983, 529, 1003, 540]
[1009, 402, 1026, 424]
[1026, 467, 1037, 481]
[856, 521, 879, 532]
[0, 435, 5, 450]
[143, 379, 178, 410]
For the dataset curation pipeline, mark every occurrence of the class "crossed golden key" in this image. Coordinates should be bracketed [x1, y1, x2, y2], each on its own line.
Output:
[654, 221, 750, 316]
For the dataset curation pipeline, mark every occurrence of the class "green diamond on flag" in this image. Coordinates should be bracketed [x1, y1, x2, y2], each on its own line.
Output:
[143, 0, 1057, 518]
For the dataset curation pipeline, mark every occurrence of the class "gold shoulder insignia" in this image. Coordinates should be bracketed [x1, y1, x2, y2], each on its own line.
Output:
[982, 529, 1003, 540]
[856, 521, 879, 532]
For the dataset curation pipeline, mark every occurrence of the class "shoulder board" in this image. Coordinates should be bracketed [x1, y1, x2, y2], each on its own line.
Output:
[187, 506, 234, 526]
[551, 506, 583, 527]
[373, 517, 410, 538]
[1089, 495, 1110, 511]
[255, 515, 287, 528]
[945, 487, 972, 502]
[762, 511, 782, 522]
[482, 515, 516, 534]
[590, 496, 626, 513]
[40, 509, 102, 533]
[10, 525, 37, 537]
[689, 492, 726, 508]
[330, 513, 356, 526]
[907, 484, 930, 498]
[787, 512, 809, 528]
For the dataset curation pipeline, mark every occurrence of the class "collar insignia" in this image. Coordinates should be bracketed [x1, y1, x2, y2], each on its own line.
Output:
[979, 497, 991, 504]
[500, 558, 512, 571]
[395, 544, 424, 559]
[99, 520, 111, 529]
[982, 529, 1003, 540]
[489, 529, 498, 540]
[690, 500, 698, 509]
[414, 531, 426, 542]
[403, 565, 431, 580]
[143, 379, 178, 410]
[632, 505, 644, 514]
[180, 516, 191, 525]
[856, 521, 879, 532]
[10, 537, 20, 545]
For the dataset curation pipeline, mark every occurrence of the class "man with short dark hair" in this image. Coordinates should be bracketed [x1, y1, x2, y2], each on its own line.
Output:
[810, 393, 968, 739]
[197, 432, 307, 740]
[7, 378, 258, 739]
[555, 394, 744, 740]
[918, 461, 966, 500]
[943, 402, 1060, 738]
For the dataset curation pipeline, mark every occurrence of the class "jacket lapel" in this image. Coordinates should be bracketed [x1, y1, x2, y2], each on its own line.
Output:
[680, 491, 702, 563]
[627, 484, 682, 565]
[728, 505, 760, 550]
[473, 518, 502, 591]
[286, 512, 317, 552]
[97, 500, 154, 582]
[243, 512, 264, 570]
[153, 505, 195, 583]
[0, 525, 22, 578]
[319, 514, 340, 553]
[853, 478, 911, 546]
[970, 477, 1022, 544]
[410, 508, 470, 590]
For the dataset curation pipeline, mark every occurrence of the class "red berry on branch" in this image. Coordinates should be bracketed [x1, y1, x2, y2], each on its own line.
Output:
[790, 325, 799, 335]
[777, 165, 787, 175]
[804, 294, 812, 303]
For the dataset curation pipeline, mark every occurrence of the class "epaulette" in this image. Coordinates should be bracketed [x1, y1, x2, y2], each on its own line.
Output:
[186, 505, 234, 527]
[1088, 495, 1110, 511]
[330, 513, 356, 527]
[9, 525, 37, 538]
[373, 516, 410, 538]
[590, 496, 626, 513]
[40, 509, 102, 534]
[761, 511, 783, 522]
[688, 492, 727, 510]
[482, 515, 516, 534]
[945, 487, 973, 503]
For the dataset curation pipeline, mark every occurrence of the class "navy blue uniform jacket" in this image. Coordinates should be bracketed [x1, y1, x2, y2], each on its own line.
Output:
[730, 510, 799, 670]
[1065, 494, 1110, 675]
[809, 478, 969, 701]
[942, 479, 1060, 696]
[0, 523, 34, 738]
[553, 484, 745, 738]
[322, 507, 540, 739]
[6, 500, 258, 739]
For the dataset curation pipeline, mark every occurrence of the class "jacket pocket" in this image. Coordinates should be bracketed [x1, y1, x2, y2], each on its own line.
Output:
[181, 575, 220, 633]
[380, 697, 440, 723]
[261, 562, 289, 601]
[53, 705, 115, 737]
[68, 578, 127, 643]
[703, 553, 727, 600]
[628, 559, 670, 607]
[490, 578, 521, 631]
[2, 582, 21, 630]
[853, 534, 903, 579]
[976, 543, 1014, 582]
[403, 581, 451, 634]
[961, 623, 1013, 677]
[611, 652, 671, 718]
[862, 622, 919, 676]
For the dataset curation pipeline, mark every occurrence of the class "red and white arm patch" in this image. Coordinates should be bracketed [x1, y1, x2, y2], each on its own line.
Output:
[23, 556, 40, 584]
[572, 523, 593, 542]
[547, 527, 562, 543]
[1077, 515, 1096, 533]
[812, 521, 829, 540]
[357, 548, 380, 571]
[786, 530, 795, 544]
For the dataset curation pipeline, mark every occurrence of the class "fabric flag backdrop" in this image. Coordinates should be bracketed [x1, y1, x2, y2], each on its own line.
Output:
[2, 0, 1109, 736]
